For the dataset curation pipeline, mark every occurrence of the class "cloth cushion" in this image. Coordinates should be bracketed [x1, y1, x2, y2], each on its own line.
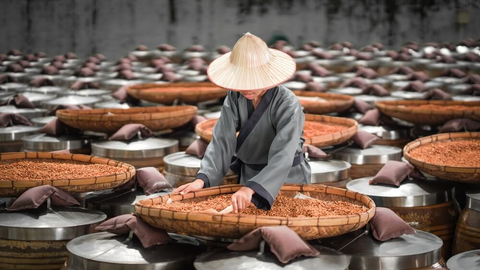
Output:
[6, 185, 80, 211]
[352, 131, 380, 149]
[369, 161, 414, 187]
[0, 113, 33, 127]
[185, 139, 208, 158]
[353, 99, 374, 114]
[108, 124, 154, 141]
[227, 226, 319, 264]
[439, 118, 480, 133]
[302, 144, 328, 159]
[362, 85, 390, 96]
[370, 207, 416, 241]
[421, 89, 452, 100]
[358, 109, 381, 126]
[136, 167, 172, 196]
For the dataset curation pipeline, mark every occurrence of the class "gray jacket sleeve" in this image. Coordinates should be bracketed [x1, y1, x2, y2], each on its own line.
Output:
[245, 95, 304, 210]
[196, 91, 238, 187]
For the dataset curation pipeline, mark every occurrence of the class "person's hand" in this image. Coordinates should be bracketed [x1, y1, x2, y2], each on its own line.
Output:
[231, 187, 255, 214]
[172, 179, 205, 195]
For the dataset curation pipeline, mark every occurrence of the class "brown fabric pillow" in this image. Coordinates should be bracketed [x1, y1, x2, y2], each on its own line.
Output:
[96, 214, 171, 248]
[302, 144, 328, 159]
[112, 86, 128, 101]
[353, 99, 374, 114]
[354, 52, 374, 61]
[6, 63, 24, 73]
[74, 67, 95, 77]
[305, 82, 326, 92]
[161, 71, 181, 82]
[53, 55, 67, 63]
[70, 80, 99, 90]
[51, 61, 66, 70]
[440, 69, 466, 78]
[114, 63, 133, 72]
[460, 84, 480, 96]
[406, 71, 429, 82]
[135, 45, 148, 51]
[421, 89, 452, 100]
[87, 56, 102, 64]
[370, 207, 416, 241]
[158, 44, 176, 51]
[462, 75, 480, 84]
[352, 131, 380, 149]
[191, 115, 207, 127]
[217, 46, 231, 54]
[7, 94, 35, 109]
[155, 65, 175, 74]
[369, 161, 414, 187]
[17, 60, 31, 68]
[136, 167, 172, 195]
[227, 226, 319, 264]
[39, 118, 65, 135]
[24, 54, 38, 61]
[41, 66, 59, 75]
[307, 63, 331, 77]
[30, 77, 55, 87]
[6, 185, 80, 211]
[0, 113, 33, 127]
[187, 45, 205, 52]
[185, 57, 206, 65]
[461, 52, 480, 62]
[311, 50, 334, 59]
[36, 51, 47, 58]
[185, 139, 208, 158]
[362, 85, 390, 96]
[116, 70, 137, 80]
[436, 55, 456, 64]
[108, 124, 154, 141]
[0, 74, 16, 84]
[340, 77, 368, 88]
[65, 52, 78, 59]
[401, 80, 427, 92]
[8, 49, 23, 56]
[439, 118, 480, 133]
[389, 66, 414, 75]
[293, 73, 313, 83]
[149, 59, 167, 68]
[82, 62, 100, 71]
[356, 68, 378, 79]
[187, 61, 206, 71]
[358, 109, 381, 126]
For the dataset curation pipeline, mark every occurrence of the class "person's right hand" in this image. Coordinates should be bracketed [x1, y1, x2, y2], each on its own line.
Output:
[172, 179, 205, 195]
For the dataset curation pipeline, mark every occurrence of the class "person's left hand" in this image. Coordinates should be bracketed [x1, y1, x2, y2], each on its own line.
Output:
[231, 187, 255, 214]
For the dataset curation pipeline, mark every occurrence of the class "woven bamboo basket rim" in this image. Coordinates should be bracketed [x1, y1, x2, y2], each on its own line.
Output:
[135, 184, 376, 227]
[126, 82, 227, 102]
[376, 100, 480, 115]
[404, 132, 480, 174]
[195, 115, 358, 147]
[293, 90, 354, 113]
[0, 152, 135, 192]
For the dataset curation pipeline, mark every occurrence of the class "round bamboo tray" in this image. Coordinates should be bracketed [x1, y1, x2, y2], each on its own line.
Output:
[56, 106, 197, 133]
[404, 132, 480, 183]
[135, 184, 375, 240]
[376, 100, 480, 125]
[195, 115, 357, 148]
[293, 91, 354, 114]
[126, 82, 227, 104]
[0, 152, 136, 197]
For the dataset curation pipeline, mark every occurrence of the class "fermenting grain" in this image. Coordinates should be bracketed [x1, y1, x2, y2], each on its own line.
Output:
[0, 159, 127, 181]
[303, 121, 349, 139]
[409, 140, 480, 167]
[158, 194, 368, 217]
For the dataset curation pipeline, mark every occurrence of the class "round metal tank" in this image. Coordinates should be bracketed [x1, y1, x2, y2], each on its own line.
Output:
[308, 159, 351, 188]
[22, 133, 92, 154]
[0, 125, 40, 152]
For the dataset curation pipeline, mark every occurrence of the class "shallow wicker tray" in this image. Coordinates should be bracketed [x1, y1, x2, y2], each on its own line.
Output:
[127, 82, 227, 104]
[294, 91, 354, 114]
[135, 184, 375, 240]
[0, 152, 135, 197]
[404, 132, 480, 184]
[56, 106, 197, 133]
[195, 115, 357, 148]
[376, 100, 480, 125]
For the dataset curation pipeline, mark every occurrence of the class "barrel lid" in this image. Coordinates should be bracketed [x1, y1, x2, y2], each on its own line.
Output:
[94, 101, 131, 109]
[355, 95, 400, 105]
[330, 145, 402, 165]
[336, 72, 356, 80]
[31, 116, 57, 126]
[392, 81, 410, 90]
[309, 159, 350, 183]
[0, 82, 27, 92]
[413, 58, 434, 65]
[86, 189, 170, 217]
[358, 125, 410, 140]
[365, 77, 390, 85]
[0, 125, 40, 141]
[66, 232, 206, 269]
[390, 91, 424, 100]
[328, 87, 363, 96]
[432, 77, 463, 85]
[321, 230, 442, 270]
[28, 86, 67, 95]
[347, 177, 455, 207]
[183, 75, 208, 83]
[101, 79, 149, 87]
[381, 74, 408, 81]
[312, 76, 341, 83]
[204, 111, 221, 119]
[22, 133, 91, 151]
[466, 191, 480, 212]
[164, 151, 203, 176]
[194, 246, 349, 270]
[447, 84, 471, 94]
[0, 206, 106, 241]
[427, 62, 464, 70]
[447, 249, 480, 270]
[167, 130, 199, 147]
[63, 89, 112, 97]
[0, 105, 47, 119]
[283, 81, 307, 90]
[453, 95, 480, 102]
[92, 137, 178, 159]
[177, 69, 201, 76]
[43, 95, 102, 109]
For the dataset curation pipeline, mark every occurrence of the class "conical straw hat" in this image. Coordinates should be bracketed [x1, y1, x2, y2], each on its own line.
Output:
[207, 32, 296, 91]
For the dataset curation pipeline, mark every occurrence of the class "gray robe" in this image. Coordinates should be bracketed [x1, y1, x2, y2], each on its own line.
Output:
[197, 85, 311, 209]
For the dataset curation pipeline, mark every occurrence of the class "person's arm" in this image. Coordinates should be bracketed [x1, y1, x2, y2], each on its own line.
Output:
[243, 95, 304, 210]
[173, 91, 239, 195]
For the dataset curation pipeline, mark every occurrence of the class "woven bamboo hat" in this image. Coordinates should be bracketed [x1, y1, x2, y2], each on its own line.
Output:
[207, 32, 296, 91]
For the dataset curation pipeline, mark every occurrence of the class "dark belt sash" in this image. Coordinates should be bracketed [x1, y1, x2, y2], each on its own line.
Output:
[230, 152, 304, 175]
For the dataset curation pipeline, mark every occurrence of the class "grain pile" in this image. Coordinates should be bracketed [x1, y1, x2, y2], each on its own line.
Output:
[158, 194, 368, 217]
[0, 159, 127, 181]
[409, 140, 480, 167]
[303, 121, 349, 139]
